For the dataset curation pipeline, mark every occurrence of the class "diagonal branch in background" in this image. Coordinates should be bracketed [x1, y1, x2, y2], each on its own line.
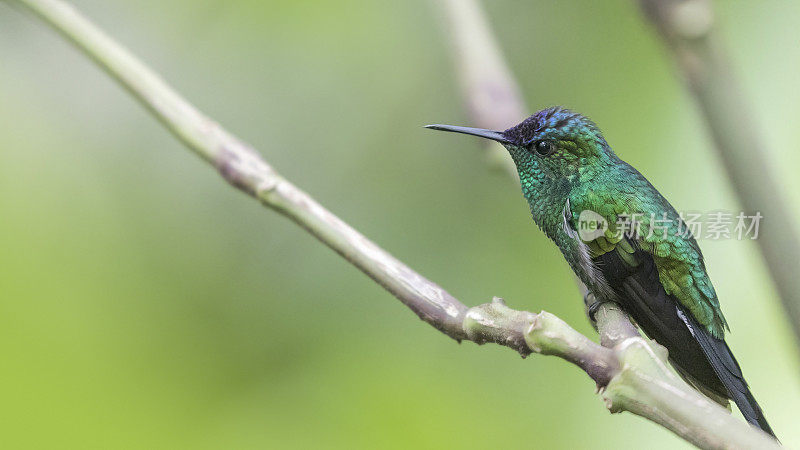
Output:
[640, 0, 800, 351]
[435, 0, 524, 178]
[1, 0, 780, 448]
[434, 0, 593, 300]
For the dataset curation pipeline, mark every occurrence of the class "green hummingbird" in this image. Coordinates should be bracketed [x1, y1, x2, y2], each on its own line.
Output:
[426, 107, 774, 437]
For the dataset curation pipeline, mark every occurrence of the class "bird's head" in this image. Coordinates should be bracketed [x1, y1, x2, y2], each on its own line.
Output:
[426, 107, 617, 200]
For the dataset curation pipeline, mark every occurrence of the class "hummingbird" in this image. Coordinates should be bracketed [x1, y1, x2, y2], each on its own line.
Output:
[426, 107, 775, 437]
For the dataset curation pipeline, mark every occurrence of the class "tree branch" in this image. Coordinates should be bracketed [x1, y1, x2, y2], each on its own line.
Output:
[2, 0, 779, 448]
[463, 299, 777, 449]
[639, 0, 800, 352]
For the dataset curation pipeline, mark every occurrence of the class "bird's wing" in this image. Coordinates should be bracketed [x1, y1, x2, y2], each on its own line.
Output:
[569, 188, 728, 338]
[588, 225, 774, 435]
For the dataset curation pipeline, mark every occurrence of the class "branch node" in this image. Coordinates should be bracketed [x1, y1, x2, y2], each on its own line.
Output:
[215, 146, 279, 198]
[463, 300, 534, 357]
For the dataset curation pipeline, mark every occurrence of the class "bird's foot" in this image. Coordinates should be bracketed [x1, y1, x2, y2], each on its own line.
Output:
[583, 292, 614, 324]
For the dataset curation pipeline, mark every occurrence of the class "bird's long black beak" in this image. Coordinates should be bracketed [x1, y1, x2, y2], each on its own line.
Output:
[424, 124, 511, 145]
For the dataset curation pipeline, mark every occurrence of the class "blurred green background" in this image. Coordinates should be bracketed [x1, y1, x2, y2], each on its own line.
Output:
[1, 1, 799, 448]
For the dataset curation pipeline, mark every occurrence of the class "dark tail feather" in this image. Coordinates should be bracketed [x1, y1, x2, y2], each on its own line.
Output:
[733, 385, 776, 438]
[687, 318, 776, 438]
[595, 246, 776, 438]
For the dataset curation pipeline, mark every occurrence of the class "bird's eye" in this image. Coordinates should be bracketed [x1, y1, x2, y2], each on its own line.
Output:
[531, 140, 556, 156]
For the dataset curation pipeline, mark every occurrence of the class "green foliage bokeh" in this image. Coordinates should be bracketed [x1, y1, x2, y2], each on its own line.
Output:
[1, 1, 799, 448]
